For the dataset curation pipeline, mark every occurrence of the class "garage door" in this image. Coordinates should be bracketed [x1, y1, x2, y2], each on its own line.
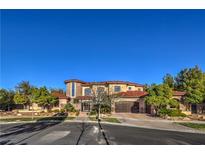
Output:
[115, 101, 139, 113]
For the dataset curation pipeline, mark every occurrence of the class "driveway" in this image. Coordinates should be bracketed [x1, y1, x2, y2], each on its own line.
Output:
[112, 113, 205, 134]
[1, 122, 205, 145]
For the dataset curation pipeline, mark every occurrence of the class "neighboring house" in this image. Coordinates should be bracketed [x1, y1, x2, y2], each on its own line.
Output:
[64, 79, 188, 114]
[51, 92, 70, 109]
[16, 92, 70, 111]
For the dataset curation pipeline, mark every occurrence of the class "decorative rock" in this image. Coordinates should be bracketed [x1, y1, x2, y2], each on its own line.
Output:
[34, 113, 38, 116]
[183, 117, 191, 121]
[17, 113, 22, 116]
[166, 116, 171, 120]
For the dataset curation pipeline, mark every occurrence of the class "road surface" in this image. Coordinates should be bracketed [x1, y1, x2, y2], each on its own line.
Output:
[0, 121, 205, 145]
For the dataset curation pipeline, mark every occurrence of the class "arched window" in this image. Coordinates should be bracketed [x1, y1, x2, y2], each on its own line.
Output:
[84, 88, 91, 96]
[97, 87, 105, 93]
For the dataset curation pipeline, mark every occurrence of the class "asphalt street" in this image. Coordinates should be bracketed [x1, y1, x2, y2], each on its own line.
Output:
[0, 121, 205, 145]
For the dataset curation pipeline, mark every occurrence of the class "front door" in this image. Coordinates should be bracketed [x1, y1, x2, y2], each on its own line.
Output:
[191, 104, 197, 114]
[81, 102, 90, 112]
[131, 102, 139, 113]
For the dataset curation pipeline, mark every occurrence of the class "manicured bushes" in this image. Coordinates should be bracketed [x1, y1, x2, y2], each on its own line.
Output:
[64, 103, 79, 116]
[159, 108, 186, 117]
[64, 103, 76, 112]
[89, 104, 111, 115]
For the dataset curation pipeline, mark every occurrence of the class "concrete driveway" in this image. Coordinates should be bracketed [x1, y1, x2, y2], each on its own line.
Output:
[112, 113, 205, 134]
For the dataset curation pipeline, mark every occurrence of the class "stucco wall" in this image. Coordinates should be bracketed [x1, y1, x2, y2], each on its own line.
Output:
[66, 83, 70, 97]
[59, 99, 68, 109]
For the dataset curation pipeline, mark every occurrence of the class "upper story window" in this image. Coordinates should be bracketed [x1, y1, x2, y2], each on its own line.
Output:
[84, 88, 92, 96]
[97, 87, 105, 93]
[71, 82, 75, 97]
[128, 87, 132, 90]
[114, 86, 121, 92]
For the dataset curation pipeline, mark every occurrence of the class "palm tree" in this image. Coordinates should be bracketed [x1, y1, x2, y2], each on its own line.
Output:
[15, 81, 33, 110]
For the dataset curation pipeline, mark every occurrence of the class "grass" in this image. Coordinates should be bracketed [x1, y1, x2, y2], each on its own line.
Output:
[102, 117, 121, 123]
[0, 116, 75, 122]
[177, 122, 205, 131]
[88, 116, 121, 123]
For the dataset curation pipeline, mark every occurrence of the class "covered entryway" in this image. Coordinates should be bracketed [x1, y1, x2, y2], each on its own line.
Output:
[115, 101, 139, 113]
[81, 101, 91, 112]
[191, 104, 197, 114]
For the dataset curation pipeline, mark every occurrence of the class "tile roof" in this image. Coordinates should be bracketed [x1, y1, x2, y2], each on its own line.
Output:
[51, 92, 69, 99]
[64, 79, 144, 87]
[118, 90, 186, 98]
[64, 79, 86, 84]
[173, 91, 186, 96]
[119, 91, 148, 98]
[76, 96, 93, 100]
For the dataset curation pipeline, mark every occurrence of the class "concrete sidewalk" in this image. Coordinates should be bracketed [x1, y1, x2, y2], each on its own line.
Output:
[112, 113, 205, 134]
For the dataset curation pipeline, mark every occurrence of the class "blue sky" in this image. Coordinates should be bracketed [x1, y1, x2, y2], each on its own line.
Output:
[1, 10, 205, 90]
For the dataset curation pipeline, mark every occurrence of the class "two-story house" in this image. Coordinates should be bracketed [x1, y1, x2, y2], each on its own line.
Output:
[63, 79, 189, 114]
[64, 79, 146, 113]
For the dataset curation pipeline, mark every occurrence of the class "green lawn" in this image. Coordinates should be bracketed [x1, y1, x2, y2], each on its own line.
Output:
[102, 117, 121, 123]
[177, 122, 205, 131]
[0, 116, 75, 122]
[88, 116, 120, 123]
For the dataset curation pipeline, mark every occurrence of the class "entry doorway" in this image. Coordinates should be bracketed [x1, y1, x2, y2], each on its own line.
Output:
[191, 104, 197, 114]
[131, 102, 139, 113]
[81, 102, 91, 112]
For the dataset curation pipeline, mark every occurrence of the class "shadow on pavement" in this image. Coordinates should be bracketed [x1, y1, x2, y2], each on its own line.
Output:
[0, 113, 68, 145]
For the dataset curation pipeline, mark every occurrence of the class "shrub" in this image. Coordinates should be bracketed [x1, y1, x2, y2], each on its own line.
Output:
[89, 110, 97, 115]
[60, 109, 65, 113]
[169, 109, 186, 117]
[159, 108, 172, 117]
[100, 104, 111, 114]
[76, 110, 80, 116]
[159, 108, 186, 117]
[89, 104, 111, 115]
[52, 109, 60, 113]
[64, 103, 76, 112]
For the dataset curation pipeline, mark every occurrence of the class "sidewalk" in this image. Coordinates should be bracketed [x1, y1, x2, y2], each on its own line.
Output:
[74, 112, 89, 121]
[112, 113, 205, 134]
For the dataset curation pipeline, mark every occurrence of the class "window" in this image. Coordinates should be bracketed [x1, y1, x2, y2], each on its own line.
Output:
[138, 88, 141, 91]
[97, 87, 105, 93]
[114, 86, 121, 92]
[128, 87, 132, 90]
[84, 88, 91, 96]
[71, 82, 75, 97]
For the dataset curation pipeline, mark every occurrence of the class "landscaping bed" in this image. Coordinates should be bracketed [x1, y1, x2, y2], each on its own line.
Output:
[177, 122, 205, 131]
[88, 116, 120, 123]
[0, 115, 75, 122]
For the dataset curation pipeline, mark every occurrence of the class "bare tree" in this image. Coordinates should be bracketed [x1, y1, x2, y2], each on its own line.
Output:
[90, 88, 119, 121]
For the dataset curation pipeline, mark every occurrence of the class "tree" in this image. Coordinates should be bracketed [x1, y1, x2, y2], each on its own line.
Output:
[50, 88, 65, 94]
[14, 81, 33, 110]
[145, 84, 179, 115]
[163, 74, 174, 88]
[90, 88, 118, 120]
[0, 89, 15, 111]
[13, 93, 29, 109]
[175, 65, 205, 105]
[15, 81, 32, 95]
[34, 87, 58, 111]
